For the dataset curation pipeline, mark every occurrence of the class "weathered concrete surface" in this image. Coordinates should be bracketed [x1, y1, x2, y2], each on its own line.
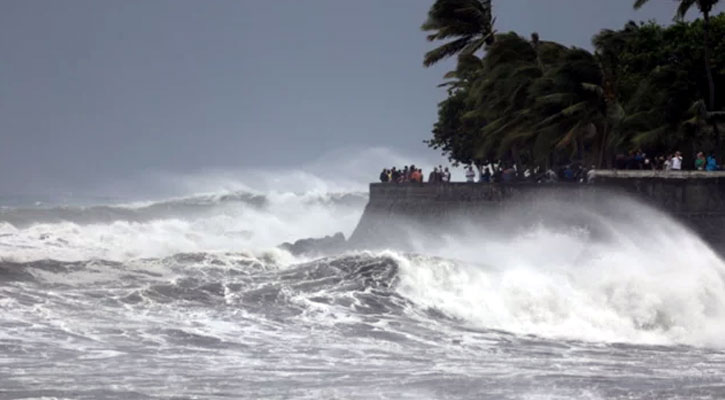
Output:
[591, 170, 725, 180]
[589, 170, 725, 215]
[589, 170, 725, 253]
[349, 171, 725, 254]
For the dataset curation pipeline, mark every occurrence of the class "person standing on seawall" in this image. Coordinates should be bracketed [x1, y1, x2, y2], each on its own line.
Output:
[428, 167, 438, 184]
[410, 168, 422, 183]
[379, 169, 389, 183]
[465, 166, 475, 182]
[671, 151, 683, 170]
[443, 167, 451, 183]
[706, 153, 719, 171]
[695, 152, 706, 170]
[663, 154, 673, 170]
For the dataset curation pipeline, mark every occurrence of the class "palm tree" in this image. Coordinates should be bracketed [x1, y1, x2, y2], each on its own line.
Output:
[591, 23, 640, 166]
[470, 33, 612, 168]
[437, 53, 484, 93]
[634, 0, 720, 110]
[469, 33, 542, 165]
[422, 0, 494, 67]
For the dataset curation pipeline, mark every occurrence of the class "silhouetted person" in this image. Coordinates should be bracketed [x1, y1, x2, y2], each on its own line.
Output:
[429, 167, 439, 184]
[480, 167, 490, 183]
[563, 165, 575, 181]
[707, 153, 719, 171]
[391, 168, 401, 183]
[379, 169, 389, 183]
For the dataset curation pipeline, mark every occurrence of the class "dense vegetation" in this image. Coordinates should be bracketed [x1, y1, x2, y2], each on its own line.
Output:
[423, 0, 725, 168]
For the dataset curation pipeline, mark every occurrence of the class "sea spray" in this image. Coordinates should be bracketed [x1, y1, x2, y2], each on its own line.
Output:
[392, 195, 725, 347]
[0, 190, 366, 262]
[2, 185, 725, 399]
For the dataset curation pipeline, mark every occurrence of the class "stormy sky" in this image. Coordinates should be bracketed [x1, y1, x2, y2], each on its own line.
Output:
[1, 0, 721, 197]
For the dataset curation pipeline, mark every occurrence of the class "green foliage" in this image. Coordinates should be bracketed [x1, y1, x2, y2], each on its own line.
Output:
[634, 0, 721, 109]
[634, 0, 719, 20]
[422, 0, 494, 67]
[594, 15, 725, 156]
[424, 5, 725, 168]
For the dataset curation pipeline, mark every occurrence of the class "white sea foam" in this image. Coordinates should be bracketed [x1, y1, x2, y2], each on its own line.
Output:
[3, 154, 725, 350]
[0, 190, 364, 262]
[392, 196, 725, 347]
[0, 146, 436, 262]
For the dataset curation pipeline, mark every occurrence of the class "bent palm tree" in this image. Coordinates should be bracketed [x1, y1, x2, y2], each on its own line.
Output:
[422, 0, 494, 67]
[634, 0, 720, 109]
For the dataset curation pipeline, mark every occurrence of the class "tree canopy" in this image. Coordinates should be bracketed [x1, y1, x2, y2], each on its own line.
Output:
[422, 0, 494, 67]
[424, 10, 725, 168]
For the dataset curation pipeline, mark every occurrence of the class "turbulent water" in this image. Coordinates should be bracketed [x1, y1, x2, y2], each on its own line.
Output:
[2, 189, 725, 399]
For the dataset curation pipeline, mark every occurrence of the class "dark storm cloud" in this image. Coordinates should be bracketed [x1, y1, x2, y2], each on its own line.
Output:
[1, 0, 720, 196]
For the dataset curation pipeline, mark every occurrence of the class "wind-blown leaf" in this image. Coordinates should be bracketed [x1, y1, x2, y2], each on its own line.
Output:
[423, 0, 495, 67]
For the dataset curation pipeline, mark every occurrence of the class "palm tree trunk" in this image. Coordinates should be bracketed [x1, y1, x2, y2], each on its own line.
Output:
[703, 11, 716, 110]
[481, 0, 492, 25]
[481, 0, 494, 45]
[596, 125, 608, 169]
[510, 145, 522, 171]
[703, 10, 721, 151]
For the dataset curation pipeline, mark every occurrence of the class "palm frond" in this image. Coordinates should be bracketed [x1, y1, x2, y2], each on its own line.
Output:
[581, 82, 604, 97]
[633, 0, 650, 9]
[631, 125, 669, 146]
[675, 0, 697, 20]
[424, 36, 473, 67]
[556, 122, 585, 149]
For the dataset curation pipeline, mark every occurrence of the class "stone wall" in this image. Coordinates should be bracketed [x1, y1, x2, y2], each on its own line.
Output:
[349, 171, 725, 253]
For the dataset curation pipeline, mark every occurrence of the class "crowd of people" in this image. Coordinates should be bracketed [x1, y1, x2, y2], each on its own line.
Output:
[379, 162, 576, 184]
[465, 162, 590, 184]
[615, 150, 720, 171]
[378, 150, 721, 184]
[378, 162, 593, 184]
[379, 165, 451, 183]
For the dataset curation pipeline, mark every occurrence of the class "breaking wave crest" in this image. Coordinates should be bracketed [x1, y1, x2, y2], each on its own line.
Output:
[2, 186, 725, 349]
[3, 247, 725, 348]
[389, 195, 725, 347]
[0, 190, 366, 262]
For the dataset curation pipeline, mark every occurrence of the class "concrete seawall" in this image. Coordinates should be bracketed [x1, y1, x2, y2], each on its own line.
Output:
[349, 170, 725, 253]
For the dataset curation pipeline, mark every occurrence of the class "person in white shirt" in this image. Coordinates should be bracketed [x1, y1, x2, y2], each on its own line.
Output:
[671, 151, 683, 170]
[465, 166, 475, 182]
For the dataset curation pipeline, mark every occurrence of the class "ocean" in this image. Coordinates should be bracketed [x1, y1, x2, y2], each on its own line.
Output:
[1, 189, 725, 399]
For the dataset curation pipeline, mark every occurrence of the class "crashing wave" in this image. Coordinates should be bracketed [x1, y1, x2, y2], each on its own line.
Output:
[0, 190, 367, 227]
[0, 190, 367, 262]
